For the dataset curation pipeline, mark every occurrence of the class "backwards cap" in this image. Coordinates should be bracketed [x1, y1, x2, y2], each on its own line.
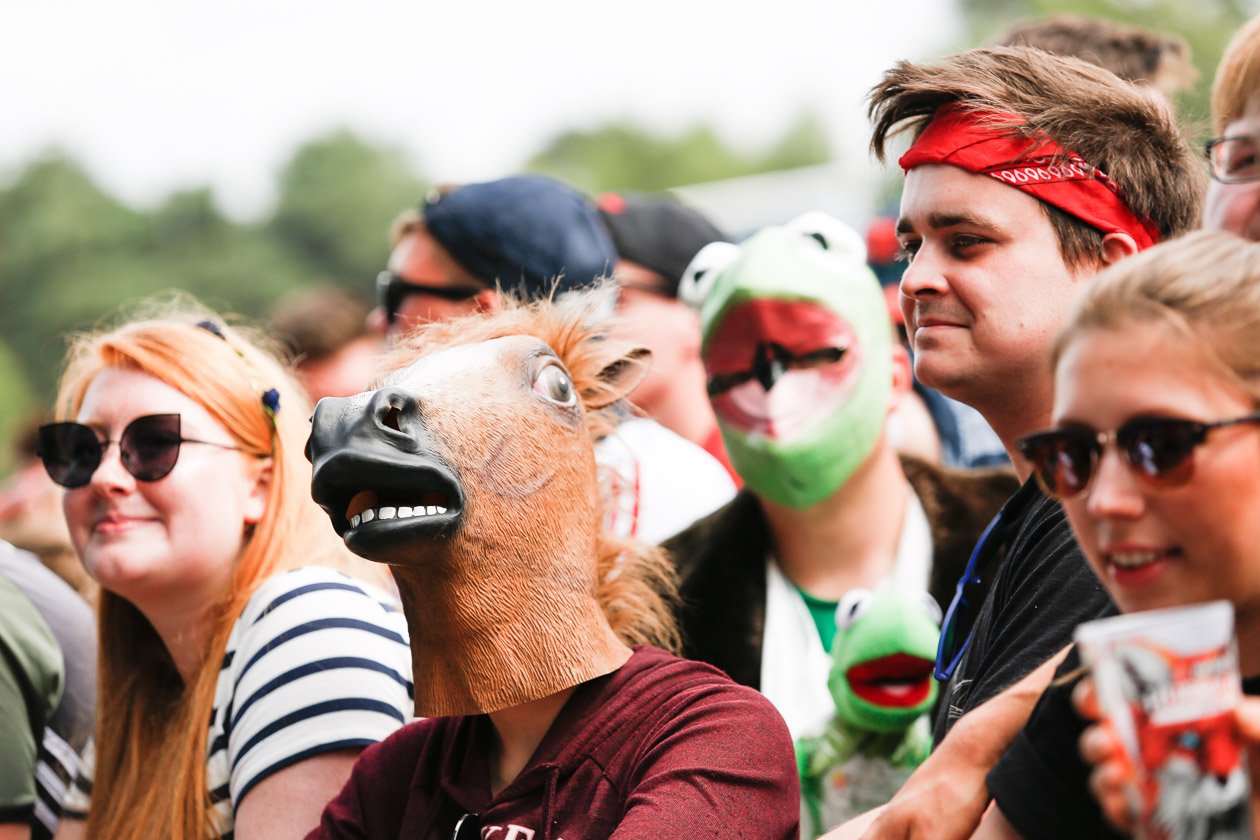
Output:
[424, 175, 616, 300]
[597, 193, 727, 296]
[899, 104, 1160, 249]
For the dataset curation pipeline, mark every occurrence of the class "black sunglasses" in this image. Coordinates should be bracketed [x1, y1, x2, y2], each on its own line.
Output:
[1017, 412, 1260, 501]
[36, 413, 245, 489]
[375, 271, 485, 324]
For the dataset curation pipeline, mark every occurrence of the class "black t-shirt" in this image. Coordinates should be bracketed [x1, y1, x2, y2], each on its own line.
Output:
[932, 478, 1113, 743]
[988, 643, 1260, 840]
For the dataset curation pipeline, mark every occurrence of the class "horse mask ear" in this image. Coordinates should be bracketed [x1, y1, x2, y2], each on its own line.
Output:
[582, 346, 652, 410]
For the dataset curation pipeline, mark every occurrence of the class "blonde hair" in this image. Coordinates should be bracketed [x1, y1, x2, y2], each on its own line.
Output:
[1212, 14, 1260, 135]
[58, 302, 351, 840]
[1052, 230, 1260, 404]
[389, 207, 424, 246]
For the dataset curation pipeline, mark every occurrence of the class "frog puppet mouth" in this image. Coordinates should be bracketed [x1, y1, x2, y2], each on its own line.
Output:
[845, 653, 935, 708]
[306, 390, 466, 560]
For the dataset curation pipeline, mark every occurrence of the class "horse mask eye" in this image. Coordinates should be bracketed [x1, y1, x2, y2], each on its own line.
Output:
[534, 364, 577, 406]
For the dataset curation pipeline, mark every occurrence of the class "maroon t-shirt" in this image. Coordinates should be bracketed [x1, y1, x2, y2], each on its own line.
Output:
[309, 645, 799, 839]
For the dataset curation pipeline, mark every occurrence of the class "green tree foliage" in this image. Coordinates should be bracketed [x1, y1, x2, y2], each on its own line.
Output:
[960, 0, 1258, 126]
[269, 131, 427, 289]
[0, 160, 313, 405]
[0, 153, 152, 402]
[0, 132, 429, 417]
[0, 117, 831, 447]
[525, 111, 833, 194]
[760, 113, 833, 173]
[0, 338, 35, 476]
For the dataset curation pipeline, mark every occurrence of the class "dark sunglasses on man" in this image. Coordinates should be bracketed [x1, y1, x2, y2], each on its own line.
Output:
[1204, 134, 1260, 184]
[375, 271, 485, 325]
[36, 413, 251, 489]
[1017, 412, 1260, 501]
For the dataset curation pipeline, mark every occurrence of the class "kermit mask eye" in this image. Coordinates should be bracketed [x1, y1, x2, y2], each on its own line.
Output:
[679, 241, 740, 309]
[836, 588, 875, 630]
[784, 211, 868, 262]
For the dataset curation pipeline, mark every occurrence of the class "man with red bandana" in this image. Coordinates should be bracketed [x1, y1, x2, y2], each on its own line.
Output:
[664, 213, 1015, 834]
[825, 47, 1204, 839]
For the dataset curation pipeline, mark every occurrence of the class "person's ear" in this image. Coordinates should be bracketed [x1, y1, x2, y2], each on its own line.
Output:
[475, 288, 502, 314]
[1100, 232, 1139, 266]
[366, 307, 389, 337]
[888, 344, 914, 415]
[243, 458, 274, 527]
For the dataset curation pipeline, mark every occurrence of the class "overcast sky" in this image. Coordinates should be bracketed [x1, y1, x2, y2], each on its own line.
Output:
[1, 0, 963, 220]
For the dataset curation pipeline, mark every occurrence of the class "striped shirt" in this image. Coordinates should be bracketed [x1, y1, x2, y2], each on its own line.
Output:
[65, 566, 413, 837]
[0, 543, 95, 840]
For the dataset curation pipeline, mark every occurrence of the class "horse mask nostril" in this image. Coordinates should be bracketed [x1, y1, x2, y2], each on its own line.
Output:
[369, 387, 420, 435]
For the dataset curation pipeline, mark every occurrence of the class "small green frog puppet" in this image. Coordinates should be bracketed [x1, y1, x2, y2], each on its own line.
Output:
[796, 588, 941, 836]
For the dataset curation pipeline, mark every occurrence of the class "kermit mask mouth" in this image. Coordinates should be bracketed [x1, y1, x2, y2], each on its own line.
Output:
[704, 298, 860, 441]
[845, 653, 935, 709]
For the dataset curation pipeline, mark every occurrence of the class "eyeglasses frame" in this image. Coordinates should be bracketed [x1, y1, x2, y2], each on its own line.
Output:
[1203, 135, 1260, 184]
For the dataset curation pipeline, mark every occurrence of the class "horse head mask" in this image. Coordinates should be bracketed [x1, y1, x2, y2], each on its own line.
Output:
[306, 291, 672, 717]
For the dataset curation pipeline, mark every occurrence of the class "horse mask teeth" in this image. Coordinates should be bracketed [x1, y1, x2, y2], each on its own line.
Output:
[346, 490, 378, 520]
[306, 328, 644, 717]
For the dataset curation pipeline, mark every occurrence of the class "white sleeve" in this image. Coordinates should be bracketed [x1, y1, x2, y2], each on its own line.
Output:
[597, 418, 736, 544]
[222, 570, 414, 808]
[59, 738, 93, 819]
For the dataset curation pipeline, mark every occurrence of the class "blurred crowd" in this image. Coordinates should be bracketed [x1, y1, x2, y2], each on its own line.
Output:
[6, 10, 1260, 840]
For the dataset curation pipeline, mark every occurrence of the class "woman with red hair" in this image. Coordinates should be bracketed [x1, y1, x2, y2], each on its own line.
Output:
[47, 305, 412, 840]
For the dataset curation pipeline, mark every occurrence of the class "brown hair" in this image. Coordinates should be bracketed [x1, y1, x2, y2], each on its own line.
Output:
[1052, 229, 1260, 404]
[1212, 14, 1260, 135]
[270, 284, 372, 362]
[993, 15, 1196, 96]
[385, 289, 681, 652]
[868, 46, 1204, 269]
[56, 303, 354, 840]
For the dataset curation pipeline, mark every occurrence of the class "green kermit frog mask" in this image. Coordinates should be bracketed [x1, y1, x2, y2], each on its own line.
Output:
[682, 213, 893, 509]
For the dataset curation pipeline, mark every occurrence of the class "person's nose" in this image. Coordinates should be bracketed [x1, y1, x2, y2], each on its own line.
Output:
[1084, 445, 1145, 521]
[898, 246, 950, 302]
[87, 440, 135, 495]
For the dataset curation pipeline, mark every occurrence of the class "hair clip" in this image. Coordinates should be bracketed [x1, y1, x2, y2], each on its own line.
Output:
[196, 319, 226, 339]
[195, 320, 282, 431]
[261, 388, 281, 417]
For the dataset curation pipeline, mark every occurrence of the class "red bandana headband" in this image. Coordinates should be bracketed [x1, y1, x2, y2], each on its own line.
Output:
[898, 104, 1161, 250]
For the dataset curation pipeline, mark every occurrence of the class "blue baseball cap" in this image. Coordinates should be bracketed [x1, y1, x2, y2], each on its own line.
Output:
[423, 175, 616, 300]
